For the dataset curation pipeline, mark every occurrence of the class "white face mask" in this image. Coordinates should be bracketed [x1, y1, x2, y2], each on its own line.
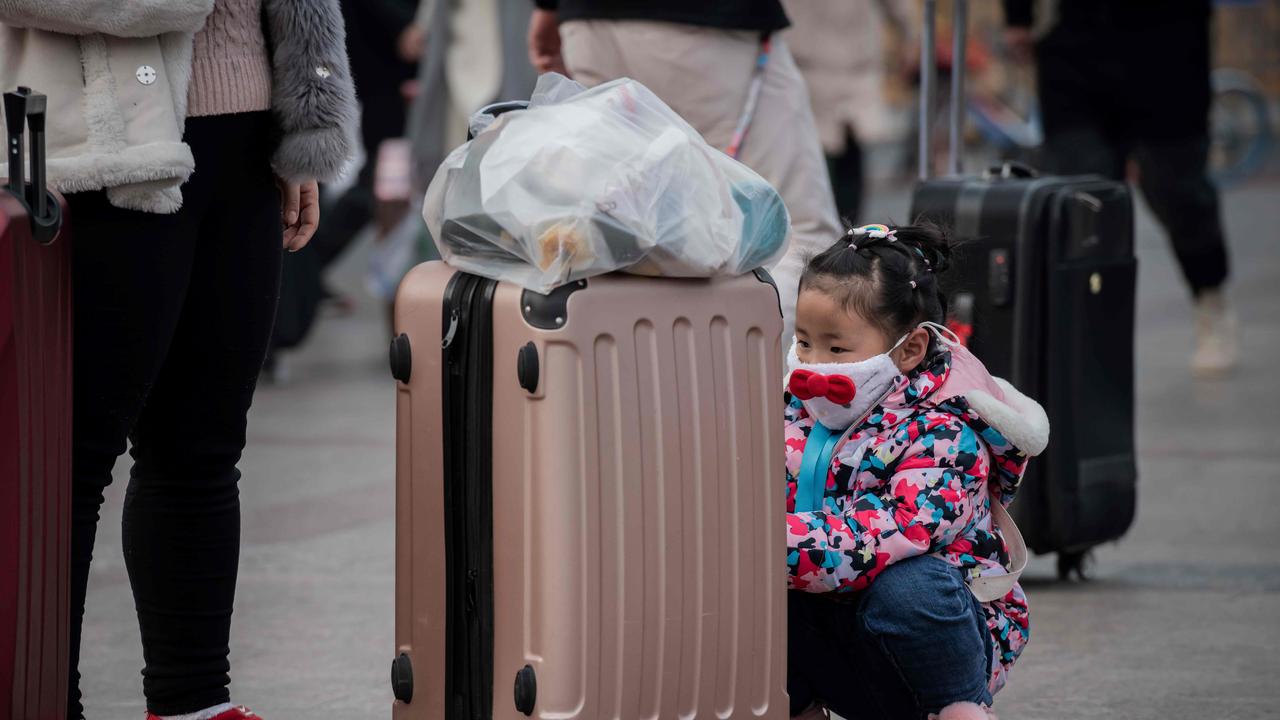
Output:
[786, 322, 962, 430]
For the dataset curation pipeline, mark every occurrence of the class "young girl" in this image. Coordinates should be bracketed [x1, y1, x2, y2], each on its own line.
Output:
[784, 223, 1049, 720]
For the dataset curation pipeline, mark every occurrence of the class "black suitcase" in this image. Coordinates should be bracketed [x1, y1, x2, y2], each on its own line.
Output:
[909, 0, 1137, 579]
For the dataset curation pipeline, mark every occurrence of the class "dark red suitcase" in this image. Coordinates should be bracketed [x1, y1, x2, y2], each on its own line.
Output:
[1, 87, 71, 720]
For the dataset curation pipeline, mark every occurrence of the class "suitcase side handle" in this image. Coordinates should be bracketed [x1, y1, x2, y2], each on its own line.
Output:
[3, 86, 62, 245]
[467, 100, 530, 141]
[919, 0, 969, 180]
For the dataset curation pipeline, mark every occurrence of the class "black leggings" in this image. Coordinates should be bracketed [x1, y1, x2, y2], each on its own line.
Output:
[67, 112, 282, 717]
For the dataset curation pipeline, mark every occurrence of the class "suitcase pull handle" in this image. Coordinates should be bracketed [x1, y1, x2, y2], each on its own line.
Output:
[919, 0, 969, 179]
[3, 86, 62, 245]
[4, 88, 27, 197]
[983, 161, 1039, 180]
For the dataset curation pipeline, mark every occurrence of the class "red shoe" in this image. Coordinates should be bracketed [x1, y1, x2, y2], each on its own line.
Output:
[211, 709, 259, 720]
[145, 706, 260, 720]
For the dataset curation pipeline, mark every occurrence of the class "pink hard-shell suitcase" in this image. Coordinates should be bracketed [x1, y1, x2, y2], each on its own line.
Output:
[388, 261, 788, 720]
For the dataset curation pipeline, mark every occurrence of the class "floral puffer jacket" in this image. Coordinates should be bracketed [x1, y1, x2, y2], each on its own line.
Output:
[785, 344, 1049, 693]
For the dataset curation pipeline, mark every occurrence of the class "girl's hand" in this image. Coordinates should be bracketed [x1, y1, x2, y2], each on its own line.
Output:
[278, 178, 320, 252]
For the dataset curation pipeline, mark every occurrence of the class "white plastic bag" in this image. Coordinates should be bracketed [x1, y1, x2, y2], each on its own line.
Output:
[422, 73, 790, 293]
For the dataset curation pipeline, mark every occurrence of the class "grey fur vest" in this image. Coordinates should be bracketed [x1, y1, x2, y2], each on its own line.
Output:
[0, 0, 358, 213]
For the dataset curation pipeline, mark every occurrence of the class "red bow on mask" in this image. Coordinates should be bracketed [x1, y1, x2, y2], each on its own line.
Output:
[788, 369, 857, 405]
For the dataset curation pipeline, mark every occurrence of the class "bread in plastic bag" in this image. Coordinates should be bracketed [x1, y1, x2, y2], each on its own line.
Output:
[422, 73, 790, 293]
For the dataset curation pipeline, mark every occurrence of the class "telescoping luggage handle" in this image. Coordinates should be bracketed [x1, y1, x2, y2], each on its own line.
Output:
[4, 86, 63, 244]
[919, 0, 970, 180]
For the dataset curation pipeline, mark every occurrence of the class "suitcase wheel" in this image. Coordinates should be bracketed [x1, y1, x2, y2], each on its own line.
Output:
[1056, 550, 1095, 582]
[514, 664, 537, 716]
[389, 334, 412, 383]
[517, 342, 539, 394]
[391, 652, 414, 703]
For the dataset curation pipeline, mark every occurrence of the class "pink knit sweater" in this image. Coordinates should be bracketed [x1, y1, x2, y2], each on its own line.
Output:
[187, 0, 273, 118]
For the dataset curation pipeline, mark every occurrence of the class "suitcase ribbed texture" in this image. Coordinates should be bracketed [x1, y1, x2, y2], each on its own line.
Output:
[393, 262, 787, 720]
[1, 193, 72, 720]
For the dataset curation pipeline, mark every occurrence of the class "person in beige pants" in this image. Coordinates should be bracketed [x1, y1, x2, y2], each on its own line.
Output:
[530, 10, 841, 340]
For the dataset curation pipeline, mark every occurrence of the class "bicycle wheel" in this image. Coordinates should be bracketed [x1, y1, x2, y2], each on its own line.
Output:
[1209, 68, 1272, 186]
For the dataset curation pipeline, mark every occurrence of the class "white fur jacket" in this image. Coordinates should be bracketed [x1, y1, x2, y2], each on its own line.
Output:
[0, 0, 357, 213]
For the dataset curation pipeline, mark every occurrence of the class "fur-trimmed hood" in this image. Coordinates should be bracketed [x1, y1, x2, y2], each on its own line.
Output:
[880, 344, 1050, 504]
[0, 0, 357, 213]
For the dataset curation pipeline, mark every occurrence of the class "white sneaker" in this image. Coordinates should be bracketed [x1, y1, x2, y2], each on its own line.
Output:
[1192, 289, 1239, 377]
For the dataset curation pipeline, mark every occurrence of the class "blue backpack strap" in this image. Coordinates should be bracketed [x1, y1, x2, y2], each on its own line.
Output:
[794, 422, 844, 513]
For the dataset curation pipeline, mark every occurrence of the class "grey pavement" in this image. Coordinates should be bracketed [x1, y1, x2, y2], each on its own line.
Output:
[78, 179, 1280, 719]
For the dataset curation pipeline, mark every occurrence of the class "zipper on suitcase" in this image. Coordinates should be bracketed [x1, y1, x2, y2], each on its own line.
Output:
[442, 272, 497, 720]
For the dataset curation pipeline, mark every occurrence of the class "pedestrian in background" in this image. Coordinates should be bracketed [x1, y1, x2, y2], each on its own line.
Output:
[405, 0, 537, 193]
[1004, 0, 1238, 376]
[357, 0, 538, 336]
[784, 0, 919, 224]
[0, 0, 358, 717]
[265, 0, 417, 377]
[528, 0, 842, 342]
[307, 0, 418, 272]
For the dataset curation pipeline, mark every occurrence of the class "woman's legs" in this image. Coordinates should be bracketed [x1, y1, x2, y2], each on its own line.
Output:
[122, 113, 282, 715]
[67, 112, 281, 716]
[67, 193, 203, 719]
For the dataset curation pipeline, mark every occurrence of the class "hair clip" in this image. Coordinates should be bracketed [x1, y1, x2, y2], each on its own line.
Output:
[850, 223, 895, 240]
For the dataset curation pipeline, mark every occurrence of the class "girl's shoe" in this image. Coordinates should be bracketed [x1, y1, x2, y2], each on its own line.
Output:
[145, 705, 260, 720]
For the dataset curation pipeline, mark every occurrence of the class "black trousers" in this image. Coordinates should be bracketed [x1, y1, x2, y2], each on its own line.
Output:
[67, 113, 283, 717]
[1035, 18, 1229, 295]
[826, 129, 864, 225]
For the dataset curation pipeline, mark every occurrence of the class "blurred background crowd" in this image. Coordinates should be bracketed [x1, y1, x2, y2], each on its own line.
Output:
[63, 2, 1280, 717]
[263, 0, 1279, 381]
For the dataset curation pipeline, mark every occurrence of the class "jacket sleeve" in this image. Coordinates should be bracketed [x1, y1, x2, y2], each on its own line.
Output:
[0, 0, 213, 37]
[264, 0, 359, 183]
[786, 414, 987, 593]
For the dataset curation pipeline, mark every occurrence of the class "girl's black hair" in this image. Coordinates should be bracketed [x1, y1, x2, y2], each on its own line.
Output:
[799, 219, 954, 349]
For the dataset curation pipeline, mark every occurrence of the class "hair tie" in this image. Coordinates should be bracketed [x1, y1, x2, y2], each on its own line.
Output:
[909, 280, 918, 289]
[848, 242, 858, 251]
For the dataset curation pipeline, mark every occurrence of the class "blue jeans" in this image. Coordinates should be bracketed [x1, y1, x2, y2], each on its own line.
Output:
[788, 555, 994, 720]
